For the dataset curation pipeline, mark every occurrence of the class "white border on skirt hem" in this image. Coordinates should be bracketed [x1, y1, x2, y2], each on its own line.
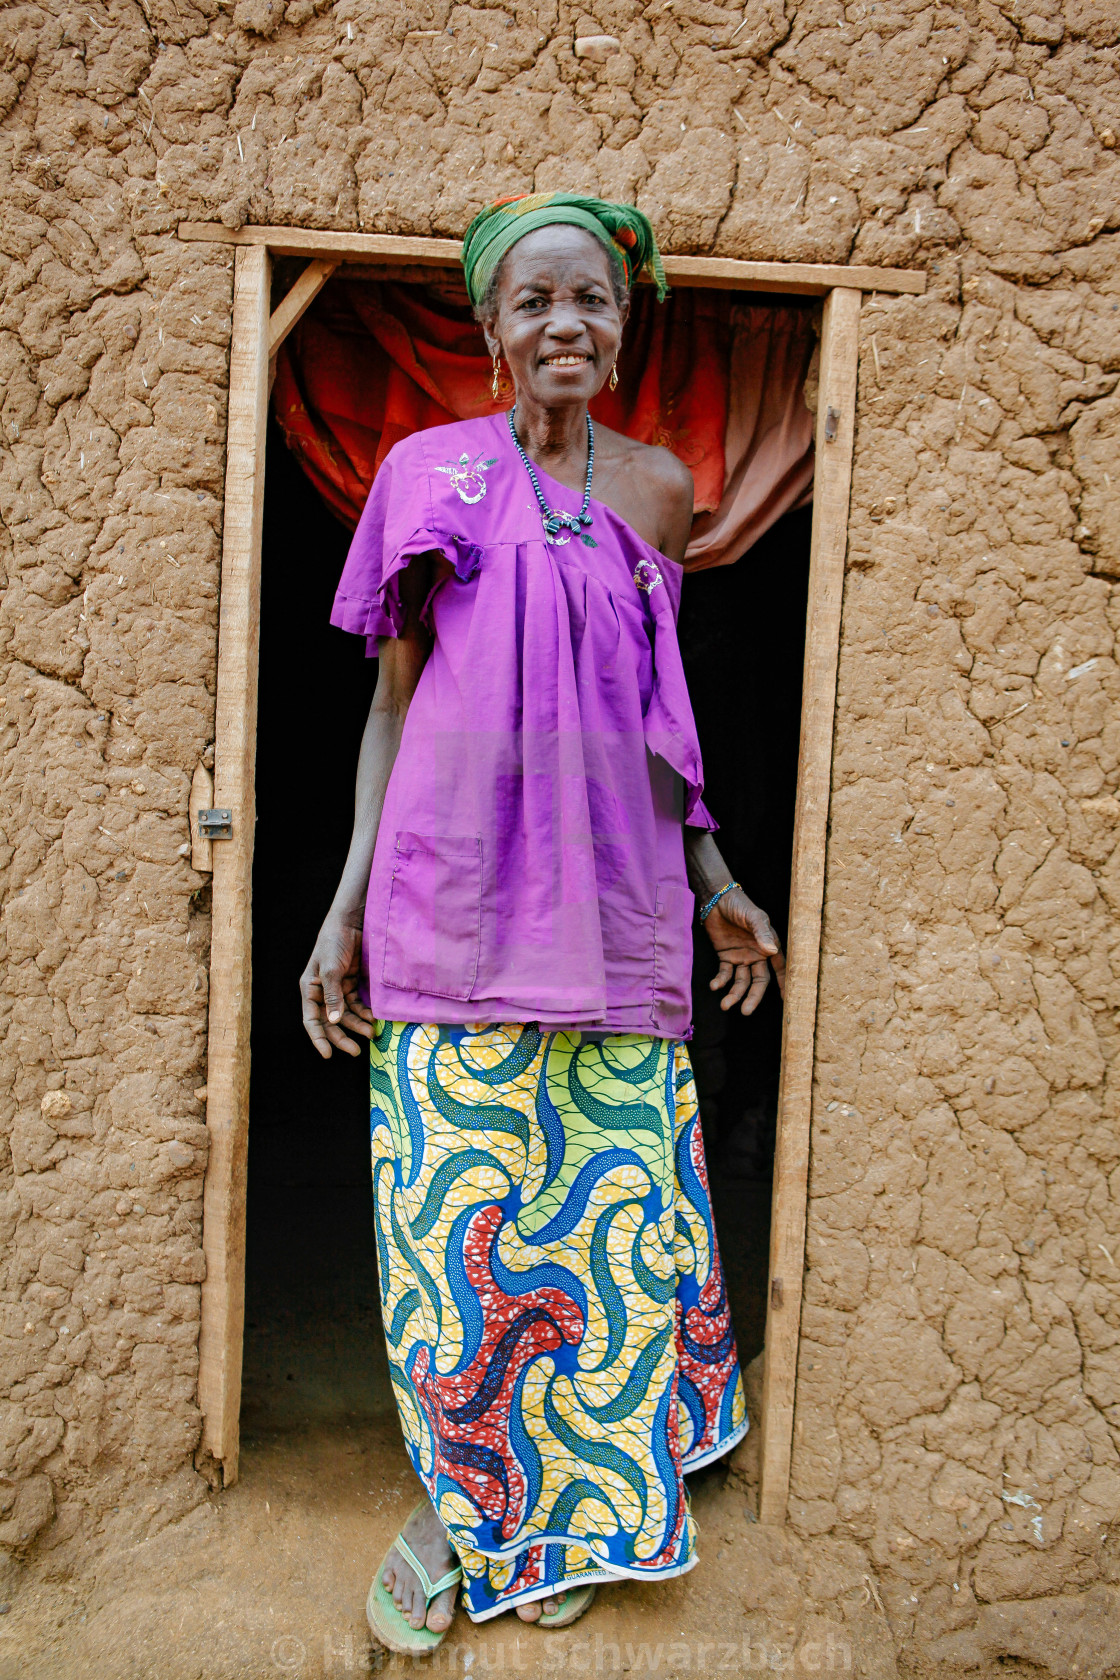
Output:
[464, 1553, 698, 1624]
[458, 1418, 746, 1625]
[681, 1413, 749, 1474]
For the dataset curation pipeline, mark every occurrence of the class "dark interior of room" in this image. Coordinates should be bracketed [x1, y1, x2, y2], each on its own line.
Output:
[241, 352, 811, 1441]
[677, 506, 810, 1373]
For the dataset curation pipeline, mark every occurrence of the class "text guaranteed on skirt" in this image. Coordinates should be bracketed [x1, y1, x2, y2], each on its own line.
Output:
[370, 1022, 746, 1621]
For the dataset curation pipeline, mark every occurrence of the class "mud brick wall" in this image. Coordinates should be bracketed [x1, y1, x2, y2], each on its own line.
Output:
[0, 0, 1117, 1662]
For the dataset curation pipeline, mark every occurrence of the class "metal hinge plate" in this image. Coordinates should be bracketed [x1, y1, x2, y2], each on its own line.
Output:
[197, 807, 233, 840]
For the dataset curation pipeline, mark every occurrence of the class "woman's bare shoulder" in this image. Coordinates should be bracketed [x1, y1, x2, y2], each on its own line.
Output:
[608, 429, 692, 488]
[601, 429, 693, 510]
[595, 425, 694, 557]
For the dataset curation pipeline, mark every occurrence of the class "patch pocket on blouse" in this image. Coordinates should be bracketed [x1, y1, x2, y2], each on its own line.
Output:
[381, 833, 482, 1000]
[652, 882, 696, 1023]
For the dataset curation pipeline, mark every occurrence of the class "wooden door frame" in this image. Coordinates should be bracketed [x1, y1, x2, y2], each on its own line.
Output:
[187, 222, 922, 1502]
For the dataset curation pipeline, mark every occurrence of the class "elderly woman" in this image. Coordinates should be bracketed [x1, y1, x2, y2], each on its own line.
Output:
[300, 193, 784, 1653]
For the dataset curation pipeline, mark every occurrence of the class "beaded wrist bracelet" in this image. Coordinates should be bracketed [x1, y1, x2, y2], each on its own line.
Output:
[698, 880, 739, 924]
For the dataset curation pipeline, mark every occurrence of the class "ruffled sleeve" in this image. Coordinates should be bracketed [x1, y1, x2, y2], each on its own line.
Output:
[330, 438, 482, 656]
[641, 564, 718, 831]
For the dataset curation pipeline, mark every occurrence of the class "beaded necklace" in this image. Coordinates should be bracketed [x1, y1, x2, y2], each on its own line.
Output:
[508, 409, 598, 548]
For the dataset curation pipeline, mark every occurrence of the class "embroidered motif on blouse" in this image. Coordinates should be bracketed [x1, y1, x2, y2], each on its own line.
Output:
[634, 558, 663, 593]
[436, 451, 499, 504]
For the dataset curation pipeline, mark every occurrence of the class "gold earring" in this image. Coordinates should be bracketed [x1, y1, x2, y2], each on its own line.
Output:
[491, 353, 502, 401]
[609, 361, 619, 392]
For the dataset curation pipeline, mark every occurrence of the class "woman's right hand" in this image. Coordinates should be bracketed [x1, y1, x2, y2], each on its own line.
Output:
[300, 911, 376, 1059]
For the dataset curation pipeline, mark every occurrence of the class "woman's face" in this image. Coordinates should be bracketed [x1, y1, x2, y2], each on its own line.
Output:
[482, 225, 627, 410]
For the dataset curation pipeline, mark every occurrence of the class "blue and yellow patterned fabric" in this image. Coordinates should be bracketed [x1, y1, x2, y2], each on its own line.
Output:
[370, 1022, 746, 1623]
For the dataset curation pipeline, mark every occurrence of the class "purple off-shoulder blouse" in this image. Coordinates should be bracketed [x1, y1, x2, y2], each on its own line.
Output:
[330, 412, 715, 1039]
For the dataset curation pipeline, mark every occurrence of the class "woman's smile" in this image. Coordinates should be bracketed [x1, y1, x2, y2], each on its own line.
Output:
[541, 351, 592, 367]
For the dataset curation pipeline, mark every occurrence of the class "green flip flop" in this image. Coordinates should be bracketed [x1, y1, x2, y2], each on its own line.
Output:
[366, 1507, 463, 1655]
[536, 1583, 598, 1628]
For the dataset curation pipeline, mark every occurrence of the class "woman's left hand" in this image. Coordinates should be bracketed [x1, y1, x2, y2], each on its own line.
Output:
[703, 887, 786, 1015]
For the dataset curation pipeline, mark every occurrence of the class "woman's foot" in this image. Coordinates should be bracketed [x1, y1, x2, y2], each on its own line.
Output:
[515, 1594, 564, 1622]
[381, 1501, 459, 1633]
[515, 1584, 597, 1626]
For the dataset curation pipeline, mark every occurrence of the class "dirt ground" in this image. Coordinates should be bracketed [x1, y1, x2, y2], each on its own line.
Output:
[0, 1426, 943, 1680]
[0, 1167, 1047, 1680]
[0, 1422, 1092, 1680]
[3, 1258, 1115, 1680]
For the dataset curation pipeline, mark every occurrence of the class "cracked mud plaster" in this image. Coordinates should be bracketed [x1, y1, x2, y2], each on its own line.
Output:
[0, 0, 1119, 1669]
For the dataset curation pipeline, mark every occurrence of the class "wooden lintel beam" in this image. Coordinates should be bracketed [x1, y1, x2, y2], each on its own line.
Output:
[661, 254, 924, 296]
[178, 222, 927, 297]
[268, 257, 340, 355]
[181, 222, 464, 268]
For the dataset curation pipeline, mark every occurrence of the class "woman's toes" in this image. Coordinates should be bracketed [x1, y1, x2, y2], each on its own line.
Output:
[427, 1588, 455, 1632]
[516, 1601, 542, 1622]
[542, 1596, 561, 1616]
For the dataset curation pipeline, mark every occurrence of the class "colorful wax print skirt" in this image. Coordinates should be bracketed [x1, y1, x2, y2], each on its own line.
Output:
[369, 1022, 747, 1622]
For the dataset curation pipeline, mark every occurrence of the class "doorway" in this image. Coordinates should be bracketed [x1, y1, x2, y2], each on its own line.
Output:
[195, 232, 874, 1510]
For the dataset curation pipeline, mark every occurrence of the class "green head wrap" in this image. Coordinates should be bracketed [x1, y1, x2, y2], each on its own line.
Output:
[461, 193, 669, 309]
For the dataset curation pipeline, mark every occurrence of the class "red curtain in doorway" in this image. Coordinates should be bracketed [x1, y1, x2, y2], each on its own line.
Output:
[686, 304, 818, 572]
[272, 277, 816, 570]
